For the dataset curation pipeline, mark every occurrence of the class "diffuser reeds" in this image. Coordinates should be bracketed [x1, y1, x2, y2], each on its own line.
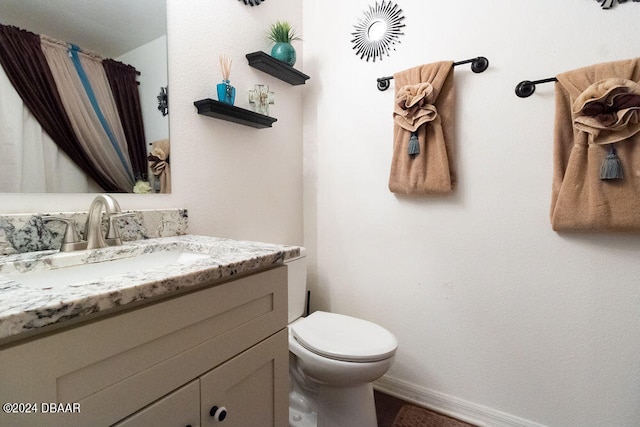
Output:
[219, 54, 232, 81]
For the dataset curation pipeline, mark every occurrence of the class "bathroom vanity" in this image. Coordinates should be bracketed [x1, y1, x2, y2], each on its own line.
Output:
[0, 235, 297, 426]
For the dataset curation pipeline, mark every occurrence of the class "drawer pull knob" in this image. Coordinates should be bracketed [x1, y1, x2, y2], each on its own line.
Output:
[210, 406, 228, 422]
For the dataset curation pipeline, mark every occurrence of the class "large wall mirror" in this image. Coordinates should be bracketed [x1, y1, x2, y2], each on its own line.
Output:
[0, 0, 169, 194]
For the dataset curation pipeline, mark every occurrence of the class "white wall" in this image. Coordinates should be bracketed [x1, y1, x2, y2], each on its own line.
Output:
[0, 0, 304, 246]
[118, 35, 169, 146]
[2, 1, 639, 425]
[302, 1, 640, 426]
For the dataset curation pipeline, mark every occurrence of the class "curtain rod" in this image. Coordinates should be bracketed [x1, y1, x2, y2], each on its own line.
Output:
[39, 33, 141, 76]
[515, 77, 557, 98]
[376, 56, 489, 91]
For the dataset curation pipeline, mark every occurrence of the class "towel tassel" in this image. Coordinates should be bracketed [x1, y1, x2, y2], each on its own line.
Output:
[408, 131, 420, 156]
[600, 144, 623, 180]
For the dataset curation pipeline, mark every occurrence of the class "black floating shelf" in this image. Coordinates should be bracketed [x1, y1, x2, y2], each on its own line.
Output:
[194, 98, 277, 129]
[246, 51, 310, 85]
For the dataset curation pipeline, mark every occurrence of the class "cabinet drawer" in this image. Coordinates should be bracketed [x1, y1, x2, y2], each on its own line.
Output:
[0, 266, 287, 427]
[113, 380, 199, 427]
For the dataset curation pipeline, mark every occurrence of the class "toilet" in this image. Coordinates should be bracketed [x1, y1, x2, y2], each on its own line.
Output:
[285, 248, 398, 427]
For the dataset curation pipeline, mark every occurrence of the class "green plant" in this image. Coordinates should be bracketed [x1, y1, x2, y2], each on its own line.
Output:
[267, 20, 301, 44]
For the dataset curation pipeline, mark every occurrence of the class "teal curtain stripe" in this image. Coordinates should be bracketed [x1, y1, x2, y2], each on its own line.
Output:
[68, 45, 134, 181]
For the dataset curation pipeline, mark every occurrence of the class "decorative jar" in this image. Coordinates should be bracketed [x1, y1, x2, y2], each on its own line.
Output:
[271, 42, 296, 66]
[217, 80, 236, 105]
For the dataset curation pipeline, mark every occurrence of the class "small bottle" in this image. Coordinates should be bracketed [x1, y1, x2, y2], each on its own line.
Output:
[217, 80, 236, 105]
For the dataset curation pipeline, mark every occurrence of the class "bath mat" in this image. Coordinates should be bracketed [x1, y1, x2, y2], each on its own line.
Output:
[392, 404, 475, 427]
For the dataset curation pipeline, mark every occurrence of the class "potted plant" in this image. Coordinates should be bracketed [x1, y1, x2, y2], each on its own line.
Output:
[267, 20, 301, 66]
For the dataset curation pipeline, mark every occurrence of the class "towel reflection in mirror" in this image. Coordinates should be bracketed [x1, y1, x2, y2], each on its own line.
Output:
[147, 138, 171, 193]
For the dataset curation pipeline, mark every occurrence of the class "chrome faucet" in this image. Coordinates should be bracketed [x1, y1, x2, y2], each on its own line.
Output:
[43, 194, 132, 252]
[84, 194, 124, 250]
[42, 216, 87, 252]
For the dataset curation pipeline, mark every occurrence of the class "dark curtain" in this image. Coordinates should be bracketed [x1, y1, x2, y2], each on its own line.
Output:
[103, 59, 147, 181]
[0, 24, 120, 192]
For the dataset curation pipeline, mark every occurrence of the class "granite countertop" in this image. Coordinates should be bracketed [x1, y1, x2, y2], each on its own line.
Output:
[0, 235, 300, 343]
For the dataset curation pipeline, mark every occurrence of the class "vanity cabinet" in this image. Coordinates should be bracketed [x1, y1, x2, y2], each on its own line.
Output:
[116, 330, 287, 427]
[114, 380, 200, 427]
[199, 330, 286, 427]
[0, 266, 288, 427]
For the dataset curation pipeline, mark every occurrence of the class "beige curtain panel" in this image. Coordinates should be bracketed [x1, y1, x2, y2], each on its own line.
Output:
[40, 38, 134, 192]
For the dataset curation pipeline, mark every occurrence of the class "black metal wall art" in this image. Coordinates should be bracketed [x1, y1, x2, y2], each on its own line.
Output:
[239, 0, 265, 6]
[157, 87, 168, 116]
[596, 0, 640, 9]
[351, 1, 405, 62]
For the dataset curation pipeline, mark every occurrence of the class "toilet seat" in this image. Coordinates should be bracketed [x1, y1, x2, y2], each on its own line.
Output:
[290, 311, 397, 362]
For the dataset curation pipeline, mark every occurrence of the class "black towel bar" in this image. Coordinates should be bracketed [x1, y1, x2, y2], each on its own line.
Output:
[515, 77, 558, 98]
[376, 56, 489, 91]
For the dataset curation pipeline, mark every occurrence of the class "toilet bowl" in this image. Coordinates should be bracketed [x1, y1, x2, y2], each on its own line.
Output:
[285, 249, 398, 427]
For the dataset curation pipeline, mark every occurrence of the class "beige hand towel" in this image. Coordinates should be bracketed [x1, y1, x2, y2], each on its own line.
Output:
[389, 61, 456, 195]
[551, 57, 640, 231]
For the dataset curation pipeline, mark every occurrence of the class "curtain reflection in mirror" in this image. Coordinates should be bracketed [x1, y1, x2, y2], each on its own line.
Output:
[0, 24, 149, 193]
[0, 64, 102, 192]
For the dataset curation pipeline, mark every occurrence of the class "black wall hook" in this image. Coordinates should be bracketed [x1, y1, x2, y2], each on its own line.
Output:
[377, 56, 489, 91]
[377, 77, 392, 91]
[456, 56, 490, 74]
[515, 77, 557, 98]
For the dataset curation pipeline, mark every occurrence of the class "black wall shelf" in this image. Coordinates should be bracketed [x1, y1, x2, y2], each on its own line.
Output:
[246, 51, 310, 85]
[194, 98, 277, 129]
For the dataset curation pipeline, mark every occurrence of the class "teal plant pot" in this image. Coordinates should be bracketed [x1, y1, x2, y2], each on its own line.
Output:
[271, 42, 296, 66]
[217, 80, 236, 105]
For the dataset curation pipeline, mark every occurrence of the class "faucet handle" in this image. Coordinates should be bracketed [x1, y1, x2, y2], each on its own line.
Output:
[42, 216, 87, 252]
[105, 212, 136, 246]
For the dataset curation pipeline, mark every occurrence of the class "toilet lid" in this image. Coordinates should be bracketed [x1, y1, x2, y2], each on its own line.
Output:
[291, 311, 397, 362]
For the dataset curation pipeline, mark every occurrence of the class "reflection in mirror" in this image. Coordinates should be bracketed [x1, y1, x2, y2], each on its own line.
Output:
[367, 20, 388, 42]
[0, 0, 169, 193]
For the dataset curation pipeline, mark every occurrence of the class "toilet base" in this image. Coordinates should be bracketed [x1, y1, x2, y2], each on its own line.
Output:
[290, 382, 378, 427]
[315, 382, 377, 427]
[289, 387, 318, 427]
[289, 406, 318, 427]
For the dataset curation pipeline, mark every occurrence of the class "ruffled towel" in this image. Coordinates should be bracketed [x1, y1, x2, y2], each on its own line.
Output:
[389, 62, 456, 195]
[551, 58, 640, 231]
[147, 138, 171, 194]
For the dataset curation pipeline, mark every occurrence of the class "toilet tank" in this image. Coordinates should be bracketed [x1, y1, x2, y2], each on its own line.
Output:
[284, 247, 307, 323]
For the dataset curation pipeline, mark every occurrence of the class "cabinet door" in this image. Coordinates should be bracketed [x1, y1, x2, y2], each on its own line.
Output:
[113, 380, 199, 427]
[200, 329, 288, 427]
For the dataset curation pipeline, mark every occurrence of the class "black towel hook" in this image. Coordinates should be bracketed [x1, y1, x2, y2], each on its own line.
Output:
[376, 56, 489, 91]
[376, 78, 393, 91]
[515, 77, 558, 98]
[455, 56, 490, 73]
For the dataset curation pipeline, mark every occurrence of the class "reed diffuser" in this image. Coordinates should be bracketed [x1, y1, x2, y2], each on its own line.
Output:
[217, 54, 236, 105]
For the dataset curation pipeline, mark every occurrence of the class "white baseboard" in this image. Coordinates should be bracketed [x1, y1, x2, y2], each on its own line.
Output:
[374, 376, 548, 427]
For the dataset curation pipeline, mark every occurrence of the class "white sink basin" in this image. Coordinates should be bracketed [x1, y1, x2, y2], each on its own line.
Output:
[8, 250, 212, 289]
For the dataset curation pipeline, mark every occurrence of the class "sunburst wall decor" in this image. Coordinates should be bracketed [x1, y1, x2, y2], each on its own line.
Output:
[596, 0, 640, 9]
[238, 0, 265, 6]
[351, 1, 405, 62]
